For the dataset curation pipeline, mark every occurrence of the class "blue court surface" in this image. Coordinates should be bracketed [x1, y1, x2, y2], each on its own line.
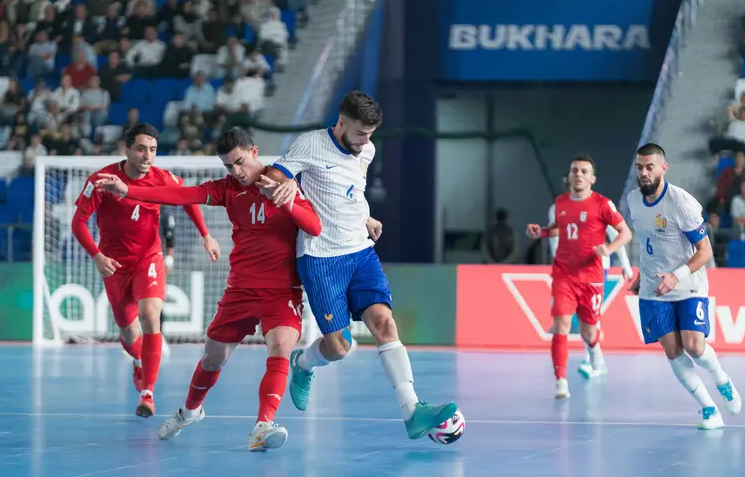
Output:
[1, 345, 745, 477]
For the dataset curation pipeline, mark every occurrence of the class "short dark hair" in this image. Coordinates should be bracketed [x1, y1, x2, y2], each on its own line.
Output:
[216, 127, 255, 156]
[570, 153, 596, 173]
[124, 123, 159, 147]
[339, 91, 383, 127]
[636, 143, 665, 157]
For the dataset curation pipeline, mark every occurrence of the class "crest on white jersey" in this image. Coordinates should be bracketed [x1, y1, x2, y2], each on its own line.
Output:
[580, 211, 587, 222]
[360, 160, 369, 179]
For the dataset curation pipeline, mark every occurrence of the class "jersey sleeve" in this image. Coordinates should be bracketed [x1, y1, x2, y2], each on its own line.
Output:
[198, 178, 228, 206]
[271, 133, 313, 179]
[74, 175, 104, 215]
[284, 188, 322, 236]
[600, 198, 624, 228]
[677, 192, 707, 245]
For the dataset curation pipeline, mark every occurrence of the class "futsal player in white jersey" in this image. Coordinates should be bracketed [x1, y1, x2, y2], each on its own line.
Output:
[628, 143, 741, 429]
[258, 91, 458, 440]
[547, 175, 634, 378]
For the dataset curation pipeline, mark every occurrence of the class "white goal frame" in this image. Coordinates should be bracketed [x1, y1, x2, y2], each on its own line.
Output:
[32, 155, 322, 347]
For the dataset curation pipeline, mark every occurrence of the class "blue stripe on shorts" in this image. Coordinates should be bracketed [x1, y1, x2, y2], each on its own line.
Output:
[638, 297, 710, 344]
[297, 247, 392, 335]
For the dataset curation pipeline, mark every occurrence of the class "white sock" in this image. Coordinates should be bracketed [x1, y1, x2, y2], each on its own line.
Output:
[691, 344, 729, 386]
[298, 338, 330, 372]
[181, 406, 201, 420]
[378, 341, 418, 420]
[669, 354, 716, 408]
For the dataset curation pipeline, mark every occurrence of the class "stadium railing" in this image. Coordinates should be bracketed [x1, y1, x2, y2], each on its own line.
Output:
[619, 0, 699, 218]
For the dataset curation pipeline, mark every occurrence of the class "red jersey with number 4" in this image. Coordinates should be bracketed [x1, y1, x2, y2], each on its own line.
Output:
[74, 161, 184, 269]
[552, 191, 623, 283]
[198, 175, 313, 289]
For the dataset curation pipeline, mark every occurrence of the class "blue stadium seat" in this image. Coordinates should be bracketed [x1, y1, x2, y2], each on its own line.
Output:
[97, 55, 108, 70]
[244, 25, 257, 44]
[7, 177, 33, 203]
[12, 228, 32, 261]
[720, 212, 732, 229]
[0, 178, 6, 204]
[727, 240, 745, 267]
[0, 205, 16, 224]
[55, 55, 72, 75]
[122, 79, 151, 105]
[108, 102, 129, 124]
[717, 156, 735, 178]
[45, 175, 66, 205]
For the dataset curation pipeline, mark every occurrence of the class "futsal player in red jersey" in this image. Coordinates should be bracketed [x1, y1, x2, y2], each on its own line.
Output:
[526, 154, 632, 399]
[95, 128, 322, 452]
[71, 124, 219, 418]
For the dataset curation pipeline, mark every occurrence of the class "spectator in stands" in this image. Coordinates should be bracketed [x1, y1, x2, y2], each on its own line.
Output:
[99, 51, 131, 103]
[41, 99, 65, 132]
[182, 71, 216, 114]
[87, 0, 111, 18]
[1, 78, 25, 125]
[170, 137, 192, 155]
[710, 99, 745, 156]
[216, 34, 246, 78]
[26, 29, 56, 78]
[7, 111, 29, 151]
[159, 33, 194, 78]
[259, 7, 290, 70]
[727, 93, 745, 122]
[64, 4, 98, 48]
[192, 0, 212, 20]
[173, 1, 203, 51]
[26, 78, 51, 128]
[730, 181, 745, 228]
[33, 5, 63, 44]
[4, 23, 28, 78]
[25, 134, 47, 158]
[48, 123, 81, 156]
[52, 74, 81, 120]
[122, 107, 140, 133]
[72, 34, 97, 70]
[16, 150, 35, 178]
[63, 49, 96, 89]
[157, 0, 182, 32]
[714, 151, 745, 212]
[125, 0, 158, 41]
[126, 26, 166, 78]
[79, 75, 110, 136]
[481, 208, 519, 264]
[244, 48, 271, 78]
[199, 10, 224, 53]
[96, 3, 125, 55]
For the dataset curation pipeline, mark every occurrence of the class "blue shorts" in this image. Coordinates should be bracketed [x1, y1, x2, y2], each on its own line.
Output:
[639, 297, 710, 344]
[297, 247, 392, 335]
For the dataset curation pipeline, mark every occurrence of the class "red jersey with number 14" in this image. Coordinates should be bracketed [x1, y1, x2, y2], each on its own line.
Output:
[552, 191, 623, 283]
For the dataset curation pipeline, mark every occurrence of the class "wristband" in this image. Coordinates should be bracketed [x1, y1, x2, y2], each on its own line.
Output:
[672, 265, 691, 282]
[540, 228, 549, 239]
[164, 255, 175, 268]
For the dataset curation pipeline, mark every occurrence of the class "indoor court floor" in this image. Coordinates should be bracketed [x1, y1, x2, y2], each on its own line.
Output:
[1, 344, 744, 477]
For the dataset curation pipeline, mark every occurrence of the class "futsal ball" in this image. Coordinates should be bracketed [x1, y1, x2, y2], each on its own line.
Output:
[427, 409, 465, 445]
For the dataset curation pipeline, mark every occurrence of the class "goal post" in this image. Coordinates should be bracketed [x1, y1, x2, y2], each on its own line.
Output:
[33, 155, 322, 347]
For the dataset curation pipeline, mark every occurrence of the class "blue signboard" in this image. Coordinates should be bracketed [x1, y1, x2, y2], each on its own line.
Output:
[439, 0, 680, 81]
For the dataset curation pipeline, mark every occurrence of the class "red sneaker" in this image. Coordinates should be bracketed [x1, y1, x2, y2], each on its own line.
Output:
[132, 362, 144, 393]
[135, 394, 155, 418]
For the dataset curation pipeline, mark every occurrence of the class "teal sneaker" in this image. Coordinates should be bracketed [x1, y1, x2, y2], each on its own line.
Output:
[405, 401, 459, 439]
[289, 349, 314, 411]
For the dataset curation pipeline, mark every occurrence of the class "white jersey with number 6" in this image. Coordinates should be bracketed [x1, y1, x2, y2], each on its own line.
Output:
[627, 182, 709, 302]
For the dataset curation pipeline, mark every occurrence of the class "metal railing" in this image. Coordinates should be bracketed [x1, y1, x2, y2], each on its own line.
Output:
[619, 0, 699, 216]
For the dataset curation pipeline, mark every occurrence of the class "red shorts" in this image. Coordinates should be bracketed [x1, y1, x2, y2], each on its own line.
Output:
[103, 253, 166, 328]
[207, 287, 304, 344]
[551, 278, 603, 325]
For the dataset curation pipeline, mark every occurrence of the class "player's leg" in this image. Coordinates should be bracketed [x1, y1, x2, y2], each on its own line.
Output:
[345, 248, 458, 439]
[104, 273, 144, 393]
[576, 284, 607, 380]
[550, 279, 578, 398]
[678, 298, 741, 415]
[131, 255, 167, 417]
[287, 254, 354, 411]
[249, 290, 303, 451]
[159, 311, 171, 358]
[579, 269, 609, 375]
[641, 299, 722, 429]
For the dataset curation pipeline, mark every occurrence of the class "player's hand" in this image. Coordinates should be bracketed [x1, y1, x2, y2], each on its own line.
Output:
[628, 276, 640, 295]
[366, 217, 383, 241]
[654, 272, 678, 296]
[622, 268, 634, 282]
[164, 254, 174, 275]
[93, 252, 122, 278]
[257, 175, 298, 207]
[593, 244, 610, 257]
[203, 234, 220, 262]
[94, 173, 129, 198]
[526, 224, 542, 239]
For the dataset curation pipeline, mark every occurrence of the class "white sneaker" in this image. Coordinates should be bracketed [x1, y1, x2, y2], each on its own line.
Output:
[698, 406, 724, 430]
[716, 378, 742, 415]
[157, 407, 205, 440]
[555, 378, 570, 399]
[249, 421, 288, 451]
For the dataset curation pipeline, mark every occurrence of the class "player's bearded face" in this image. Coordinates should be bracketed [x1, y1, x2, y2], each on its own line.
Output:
[635, 155, 665, 196]
[340, 120, 376, 156]
[126, 135, 158, 175]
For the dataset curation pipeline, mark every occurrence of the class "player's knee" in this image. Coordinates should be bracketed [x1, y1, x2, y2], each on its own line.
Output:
[320, 333, 350, 361]
[200, 353, 225, 371]
[265, 327, 299, 358]
[138, 299, 163, 333]
[362, 304, 398, 344]
[552, 316, 572, 335]
[119, 321, 141, 343]
[683, 336, 705, 358]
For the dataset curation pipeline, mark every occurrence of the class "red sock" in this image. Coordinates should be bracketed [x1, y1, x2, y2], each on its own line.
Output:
[140, 333, 162, 393]
[119, 334, 142, 361]
[551, 334, 568, 379]
[185, 361, 221, 410]
[256, 357, 289, 423]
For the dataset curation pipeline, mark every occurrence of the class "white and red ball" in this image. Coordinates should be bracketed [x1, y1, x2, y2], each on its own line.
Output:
[427, 409, 465, 445]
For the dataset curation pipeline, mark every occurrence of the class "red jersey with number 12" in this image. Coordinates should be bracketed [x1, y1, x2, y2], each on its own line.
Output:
[552, 191, 623, 283]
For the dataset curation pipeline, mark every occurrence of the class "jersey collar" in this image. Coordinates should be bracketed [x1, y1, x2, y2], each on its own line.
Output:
[327, 127, 351, 155]
[642, 181, 668, 207]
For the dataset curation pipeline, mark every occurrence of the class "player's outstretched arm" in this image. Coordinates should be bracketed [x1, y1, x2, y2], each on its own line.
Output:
[605, 225, 633, 279]
[71, 192, 122, 277]
[526, 222, 558, 239]
[284, 194, 322, 236]
[603, 220, 632, 256]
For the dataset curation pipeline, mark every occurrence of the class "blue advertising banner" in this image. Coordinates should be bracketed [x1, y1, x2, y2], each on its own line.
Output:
[439, 0, 681, 81]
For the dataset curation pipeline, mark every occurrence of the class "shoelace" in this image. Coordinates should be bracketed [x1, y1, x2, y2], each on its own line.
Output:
[717, 382, 734, 401]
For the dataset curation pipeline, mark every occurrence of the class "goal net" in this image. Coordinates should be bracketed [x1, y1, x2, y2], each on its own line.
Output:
[33, 156, 322, 347]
